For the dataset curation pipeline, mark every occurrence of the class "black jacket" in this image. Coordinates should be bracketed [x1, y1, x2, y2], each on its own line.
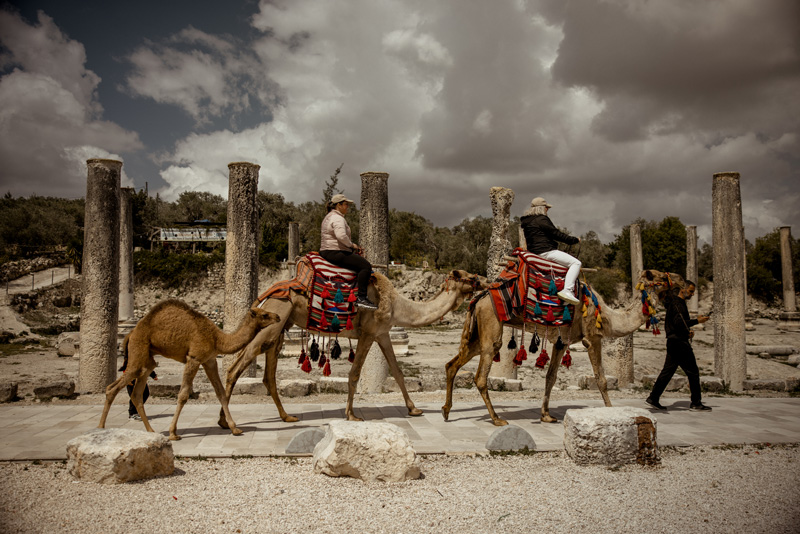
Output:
[520, 214, 579, 254]
[664, 291, 698, 341]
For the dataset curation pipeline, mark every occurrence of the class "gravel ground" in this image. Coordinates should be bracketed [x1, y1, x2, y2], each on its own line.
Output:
[1, 444, 798, 534]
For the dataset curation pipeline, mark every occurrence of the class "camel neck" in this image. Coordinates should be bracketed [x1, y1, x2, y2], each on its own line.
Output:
[389, 286, 465, 327]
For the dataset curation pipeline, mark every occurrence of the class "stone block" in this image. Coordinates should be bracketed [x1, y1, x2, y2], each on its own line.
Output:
[486, 425, 536, 452]
[745, 345, 797, 356]
[0, 381, 18, 402]
[454, 370, 474, 389]
[278, 379, 315, 397]
[56, 332, 80, 357]
[149, 380, 190, 398]
[642, 374, 687, 391]
[785, 377, 800, 392]
[285, 428, 326, 454]
[421, 375, 445, 392]
[33, 380, 75, 400]
[786, 354, 800, 366]
[67, 428, 174, 484]
[319, 376, 349, 394]
[700, 376, 725, 392]
[743, 379, 785, 391]
[313, 420, 421, 482]
[488, 377, 523, 392]
[233, 377, 266, 395]
[564, 407, 660, 467]
[383, 376, 423, 393]
[578, 375, 618, 391]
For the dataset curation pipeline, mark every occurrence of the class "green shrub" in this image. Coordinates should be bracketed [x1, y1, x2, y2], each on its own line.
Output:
[583, 268, 624, 305]
[133, 249, 224, 288]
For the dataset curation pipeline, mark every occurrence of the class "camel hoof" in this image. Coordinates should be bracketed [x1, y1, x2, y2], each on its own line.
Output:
[281, 415, 299, 423]
[441, 408, 450, 422]
[493, 419, 509, 427]
[169, 434, 182, 441]
[346, 415, 364, 422]
[217, 417, 230, 429]
[231, 427, 243, 436]
[541, 415, 558, 424]
[408, 407, 423, 417]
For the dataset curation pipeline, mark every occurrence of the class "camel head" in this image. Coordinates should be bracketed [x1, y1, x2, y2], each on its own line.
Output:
[444, 270, 489, 295]
[637, 269, 686, 302]
[249, 307, 282, 329]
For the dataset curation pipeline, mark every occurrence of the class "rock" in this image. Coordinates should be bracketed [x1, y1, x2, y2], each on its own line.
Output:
[745, 345, 797, 356]
[640, 375, 687, 391]
[56, 332, 80, 357]
[743, 379, 785, 391]
[278, 379, 315, 397]
[486, 425, 536, 452]
[33, 380, 75, 400]
[758, 352, 772, 359]
[233, 377, 266, 395]
[66, 428, 174, 484]
[383, 376, 423, 393]
[700, 376, 724, 392]
[149, 379, 192, 398]
[285, 428, 326, 454]
[318, 376, 349, 394]
[313, 420, 421, 482]
[421, 375, 445, 392]
[786, 378, 800, 392]
[578, 375, 618, 391]
[785, 354, 800, 366]
[454, 370, 474, 389]
[488, 377, 523, 392]
[0, 381, 18, 402]
[564, 407, 660, 467]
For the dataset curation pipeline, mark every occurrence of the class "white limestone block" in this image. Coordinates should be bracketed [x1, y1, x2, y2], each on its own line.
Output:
[564, 407, 660, 466]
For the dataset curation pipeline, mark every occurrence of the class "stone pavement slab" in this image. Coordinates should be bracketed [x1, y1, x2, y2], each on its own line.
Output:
[0, 397, 798, 461]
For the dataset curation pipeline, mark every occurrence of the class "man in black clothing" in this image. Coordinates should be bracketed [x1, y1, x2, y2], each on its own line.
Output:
[646, 281, 712, 411]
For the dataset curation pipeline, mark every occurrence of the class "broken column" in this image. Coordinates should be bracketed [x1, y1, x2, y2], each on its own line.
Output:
[79, 159, 121, 393]
[712, 172, 746, 391]
[118, 187, 135, 322]
[288, 221, 300, 261]
[487, 187, 517, 380]
[223, 162, 261, 378]
[779, 226, 800, 328]
[686, 225, 698, 314]
[358, 172, 390, 393]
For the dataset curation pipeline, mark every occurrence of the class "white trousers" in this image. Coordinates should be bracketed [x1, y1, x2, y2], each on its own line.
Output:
[540, 249, 582, 294]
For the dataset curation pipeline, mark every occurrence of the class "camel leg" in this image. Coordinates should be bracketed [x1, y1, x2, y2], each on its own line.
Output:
[540, 344, 565, 423]
[586, 335, 611, 407]
[261, 331, 298, 422]
[345, 335, 376, 421]
[202, 357, 242, 436]
[442, 338, 480, 421]
[375, 333, 422, 416]
[474, 333, 506, 426]
[98, 370, 138, 429]
[129, 371, 157, 432]
[169, 357, 201, 441]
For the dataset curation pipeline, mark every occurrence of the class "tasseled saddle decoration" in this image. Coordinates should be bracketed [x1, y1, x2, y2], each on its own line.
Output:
[535, 338, 550, 369]
[345, 314, 353, 330]
[493, 352, 501, 362]
[529, 332, 540, 353]
[330, 339, 342, 360]
[534, 301, 543, 316]
[348, 339, 355, 363]
[545, 306, 555, 322]
[300, 336, 312, 373]
[309, 338, 320, 362]
[318, 348, 327, 369]
[513, 327, 527, 365]
[563, 305, 572, 322]
[334, 287, 344, 304]
[331, 314, 340, 329]
[507, 330, 517, 350]
[320, 286, 331, 299]
[562, 349, 572, 368]
[555, 335, 565, 352]
[347, 289, 357, 303]
[319, 311, 328, 329]
[548, 278, 557, 296]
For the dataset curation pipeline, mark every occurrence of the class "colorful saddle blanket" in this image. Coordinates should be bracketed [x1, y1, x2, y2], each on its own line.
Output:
[256, 252, 358, 334]
[480, 247, 576, 327]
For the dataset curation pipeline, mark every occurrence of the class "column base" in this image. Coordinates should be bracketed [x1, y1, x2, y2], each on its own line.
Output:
[778, 311, 800, 332]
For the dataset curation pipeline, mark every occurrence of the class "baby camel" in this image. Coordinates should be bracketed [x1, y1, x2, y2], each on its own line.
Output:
[98, 299, 280, 441]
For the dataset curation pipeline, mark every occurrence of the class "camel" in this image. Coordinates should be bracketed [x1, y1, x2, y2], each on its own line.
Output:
[98, 299, 281, 441]
[442, 268, 682, 426]
[218, 269, 487, 428]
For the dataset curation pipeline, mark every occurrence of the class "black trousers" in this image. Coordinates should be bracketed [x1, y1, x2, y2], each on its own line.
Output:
[126, 381, 150, 416]
[650, 338, 702, 405]
[319, 250, 372, 299]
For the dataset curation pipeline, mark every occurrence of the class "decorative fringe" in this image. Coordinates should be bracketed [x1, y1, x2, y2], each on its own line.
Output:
[345, 315, 354, 330]
[334, 287, 344, 304]
[348, 289, 357, 302]
[548, 278, 557, 295]
[319, 312, 328, 329]
[563, 306, 572, 322]
[513, 347, 527, 366]
[562, 349, 572, 368]
[331, 340, 342, 360]
[331, 314, 340, 329]
[529, 332, 540, 353]
[297, 348, 306, 365]
[493, 352, 501, 362]
[320, 286, 331, 299]
[545, 306, 555, 322]
[534, 302, 543, 316]
[595, 314, 602, 330]
[309, 339, 320, 362]
[507, 331, 517, 350]
[582, 303, 588, 317]
[535, 348, 549, 369]
[322, 360, 332, 376]
[318, 352, 327, 368]
[301, 355, 312, 373]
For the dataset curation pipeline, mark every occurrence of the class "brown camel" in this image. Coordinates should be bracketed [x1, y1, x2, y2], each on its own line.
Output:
[218, 269, 487, 428]
[98, 299, 281, 440]
[442, 269, 681, 426]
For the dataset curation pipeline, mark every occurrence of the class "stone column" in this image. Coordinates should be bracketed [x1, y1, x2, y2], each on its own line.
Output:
[358, 172, 390, 393]
[712, 172, 746, 391]
[79, 159, 121, 393]
[686, 225, 698, 314]
[118, 187, 135, 322]
[223, 162, 260, 378]
[609, 223, 642, 388]
[288, 222, 300, 261]
[630, 223, 643, 290]
[779, 227, 800, 328]
[487, 187, 517, 379]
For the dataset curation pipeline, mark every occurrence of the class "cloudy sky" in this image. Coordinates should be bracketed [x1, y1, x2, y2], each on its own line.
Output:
[1, 0, 798, 244]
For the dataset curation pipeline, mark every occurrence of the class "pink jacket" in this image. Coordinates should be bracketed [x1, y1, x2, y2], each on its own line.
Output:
[320, 210, 354, 251]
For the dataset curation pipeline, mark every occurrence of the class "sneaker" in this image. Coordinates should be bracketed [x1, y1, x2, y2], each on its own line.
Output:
[689, 403, 712, 411]
[557, 290, 580, 305]
[355, 297, 378, 310]
[129, 414, 141, 420]
[645, 397, 667, 410]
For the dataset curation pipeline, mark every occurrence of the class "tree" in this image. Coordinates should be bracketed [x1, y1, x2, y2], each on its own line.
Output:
[608, 217, 686, 284]
[174, 191, 226, 223]
[577, 230, 610, 269]
[389, 209, 435, 266]
[747, 228, 800, 304]
[698, 243, 713, 281]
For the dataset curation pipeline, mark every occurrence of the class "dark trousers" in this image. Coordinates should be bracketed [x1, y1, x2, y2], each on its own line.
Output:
[650, 338, 702, 405]
[319, 250, 372, 298]
[126, 381, 150, 416]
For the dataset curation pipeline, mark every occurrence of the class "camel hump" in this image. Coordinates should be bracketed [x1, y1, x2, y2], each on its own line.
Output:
[145, 299, 206, 322]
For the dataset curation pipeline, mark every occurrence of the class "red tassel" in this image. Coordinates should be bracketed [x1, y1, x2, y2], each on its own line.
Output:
[655, 326, 661, 335]
[513, 347, 527, 366]
[319, 312, 328, 328]
[345, 315, 353, 330]
[535, 349, 549, 369]
[545, 307, 555, 322]
[534, 278, 542, 289]
[493, 352, 500, 362]
[301, 356, 312, 373]
[297, 350, 306, 365]
[323, 360, 332, 376]
[320, 286, 331, 299]
[562, 349, 572, 368]
[348, 348, 355, 363]
[642, 302, 649, 315]
[347, 289, 357, 302]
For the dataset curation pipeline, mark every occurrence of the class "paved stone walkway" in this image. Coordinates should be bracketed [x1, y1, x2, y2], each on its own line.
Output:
[1, 397, 798, 460]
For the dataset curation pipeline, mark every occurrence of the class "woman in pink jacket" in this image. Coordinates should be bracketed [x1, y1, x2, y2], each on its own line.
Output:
[319, 194, 377, 309]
